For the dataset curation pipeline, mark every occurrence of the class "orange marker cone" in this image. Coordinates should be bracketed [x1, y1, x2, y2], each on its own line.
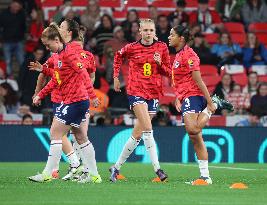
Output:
[117, 174, 126, 180]
[230, 183, 248, 189]
[191, 179, 209, 186]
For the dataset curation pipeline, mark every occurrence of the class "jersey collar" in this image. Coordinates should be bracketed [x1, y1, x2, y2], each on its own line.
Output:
[138, 39, 157, 47]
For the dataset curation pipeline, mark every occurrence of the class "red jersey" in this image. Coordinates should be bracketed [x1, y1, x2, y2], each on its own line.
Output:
[172, 45, 203, 101]
[38, 41, 96, 104]
[81, 51, 96, 73]
[42, 53, 62, 103]
[113, 40, 171, 100]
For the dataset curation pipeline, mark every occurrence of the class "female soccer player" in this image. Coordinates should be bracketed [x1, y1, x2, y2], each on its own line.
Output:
[28, 23, 101, 183]
[168, 25, 234, 185]
[109, 19, 170, 182]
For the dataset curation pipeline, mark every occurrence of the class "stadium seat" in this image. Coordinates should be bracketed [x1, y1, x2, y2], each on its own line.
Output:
[202, 75, 221, 87]
[41, 0, 63, 7]
[138, 10, 150, 19]
[248, 23, 267, 33]
[186, 0, 198, 9]
[256, 33, 267, 47]
[72, 0, 87, 6]
[125, 0, 148, 10]
[113, 10, 127, 22]
[151, 0, 176, 11]
[230, 33, 246, 46]
[200, 65, 218, 76]
[99, 77, 110, 94]
[99, 0, 122, 9]
[204, 33, 219, 45]
[224, 22, 245, 33]
[258, 75, 267, 83]
[231, 73, 248, 87]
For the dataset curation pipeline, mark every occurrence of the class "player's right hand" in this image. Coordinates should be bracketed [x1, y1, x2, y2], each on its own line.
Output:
[32, 95, 41, 106]
[114, 77, 121, 92]
[28, 61, 43, 72]
[92, 97, 100, 108]
[207, 102, 216, 114]
[175, 98, 182, 112]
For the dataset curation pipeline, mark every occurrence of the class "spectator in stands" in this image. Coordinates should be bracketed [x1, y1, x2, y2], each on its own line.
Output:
[189, 0, 223, 33]
[91, 14, 114, 58]
[90, 89, 109, 116]
[80, 0, 101, 31]
[0, 67, 19, 91]
[156, 15, 175, 54]
[213, 73, 235, 114]
[235, 113, 263, 126]
[243, 32, 267, 69]
[25, 8, 44, 56]
[190, 23, 202, 36]
[250, 82, 267, 117]
[148, 5, 158, 24]
[18, 47, 45, 111]
[52, 0, 72, 23]
[21, 113, 33, 125]
[168, 0, 189, 27]
[121, 9, 139, 33]
[216, 0, 245, 22]
[104, 26, 128, 54]
[125, 21, 141, 43]
[211, 32, 243, 68]
[152, 104, 172, 126]
[191, 32, 215, 64]
[227, 84, 250, 114]
[243, 71, 260, 97]
[60, 6, 81, 25]
[0, 82, 19, 114]
[241, 0, 267, 26]
[0, 0, 26, 77]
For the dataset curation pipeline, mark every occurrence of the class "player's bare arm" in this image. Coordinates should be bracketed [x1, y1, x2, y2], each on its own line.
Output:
[114, 77, 121, 92]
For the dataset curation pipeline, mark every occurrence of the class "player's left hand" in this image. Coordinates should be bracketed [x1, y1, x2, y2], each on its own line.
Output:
[32, 95, 41, 106]
[154, 52, 161, 66]
[28, 61, 43, 72]
[92, 97, 100, 108]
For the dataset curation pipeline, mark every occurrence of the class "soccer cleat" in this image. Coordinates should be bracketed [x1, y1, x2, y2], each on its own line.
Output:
[109, 166, 120, 182]
[211, 94, 234, 112]
[185, 176, 213, 185]
[76, 172, 102, 183]
[28, 172, 52, 183]
[155, 169, 168, 182]
[62, 164, 83, 181]
[52, 169, 59, 179]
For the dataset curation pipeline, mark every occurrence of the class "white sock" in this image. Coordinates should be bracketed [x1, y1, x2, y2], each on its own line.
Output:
[66, 151, 80, 168]
[202, 107, 212, 118]
[143, 130, 160, 172]
[79, 140, 99, 176]
[72, 135, 82, 161]
[114, 136, 141, 170]
[43, 140, 62, 176]
[198, 160, 210, 177]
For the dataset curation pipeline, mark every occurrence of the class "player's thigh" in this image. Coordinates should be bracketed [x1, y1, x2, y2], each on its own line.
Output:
[183, 113, 199, 133]
[71, 121, 88, 142]
[133, 103, 152, 131]
[50, 120, 71, 140]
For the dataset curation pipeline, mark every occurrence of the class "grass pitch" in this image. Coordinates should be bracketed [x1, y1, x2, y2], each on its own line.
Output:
[0, 162, 266, 205]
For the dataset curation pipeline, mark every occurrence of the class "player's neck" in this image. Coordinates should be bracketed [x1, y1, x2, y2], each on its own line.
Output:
[176, 43, 186, 52]
[141, 38, 153, 46]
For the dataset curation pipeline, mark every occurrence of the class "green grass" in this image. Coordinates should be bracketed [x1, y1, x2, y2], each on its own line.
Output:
[0, 163, 267, 205]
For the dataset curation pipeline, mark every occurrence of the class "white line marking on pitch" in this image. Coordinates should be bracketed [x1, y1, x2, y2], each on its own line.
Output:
[165, 163, 265, 171]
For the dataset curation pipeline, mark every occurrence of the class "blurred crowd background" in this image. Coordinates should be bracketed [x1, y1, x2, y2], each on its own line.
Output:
[0, 0, 266, 126]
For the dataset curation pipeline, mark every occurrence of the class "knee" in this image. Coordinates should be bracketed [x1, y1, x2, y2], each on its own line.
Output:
[142, 125, 152, 132]
[186, 125, 200, 135]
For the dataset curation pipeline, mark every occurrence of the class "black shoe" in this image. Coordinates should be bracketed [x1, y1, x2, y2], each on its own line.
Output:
[109, 166, 119, 182]
[156, 169, 168, 182]
[212, 94, 234, 112]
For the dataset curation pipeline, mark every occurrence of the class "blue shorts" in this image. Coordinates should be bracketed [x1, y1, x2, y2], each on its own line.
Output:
[181, 96, 207, 116]
[52, 103, 61, 116]
[54, 100, 89, 127]
[128, 95, 159, 114]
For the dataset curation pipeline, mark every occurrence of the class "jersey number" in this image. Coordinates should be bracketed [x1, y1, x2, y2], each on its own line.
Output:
[54, 71, 61, 85]
[143, 63, 152, 77]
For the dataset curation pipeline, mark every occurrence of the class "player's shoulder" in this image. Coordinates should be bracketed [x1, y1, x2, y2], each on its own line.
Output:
[155, 40, 168, 47]
[184, 46, 199, 59]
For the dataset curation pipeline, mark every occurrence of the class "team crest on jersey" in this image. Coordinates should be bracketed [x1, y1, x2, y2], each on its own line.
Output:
[81, 52, 87, 58]
[188, 59, 194, 67]
[174, 61, 179, 68]
[77, 62, 83, 68]
[58, 61, 62, 68]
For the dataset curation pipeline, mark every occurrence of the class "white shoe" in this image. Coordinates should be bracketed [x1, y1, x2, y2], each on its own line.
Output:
[185, 176, 212, 185]
[62, 164, 83, 181]
[28, 172, 52, 183]
[76, 172, 102, 184]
